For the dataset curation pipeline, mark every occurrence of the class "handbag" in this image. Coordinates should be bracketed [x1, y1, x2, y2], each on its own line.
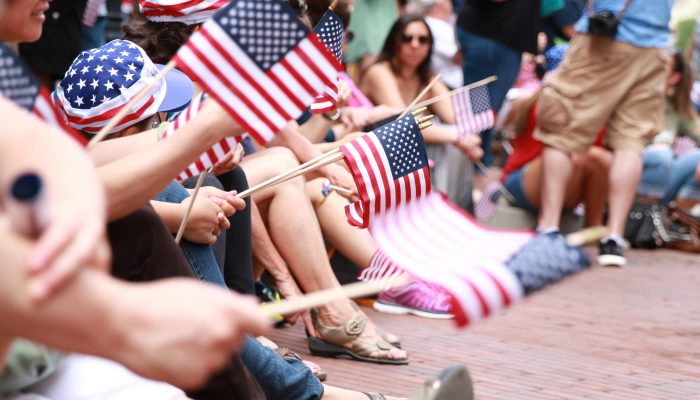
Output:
[623, 201, 670, 249]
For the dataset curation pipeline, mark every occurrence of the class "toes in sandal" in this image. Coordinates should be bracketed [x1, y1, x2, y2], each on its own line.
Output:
[308, 309, 409, 365]
[274, 346, 328, 381]
[408, 364, 473, 400]
[350, 302, 402, 348]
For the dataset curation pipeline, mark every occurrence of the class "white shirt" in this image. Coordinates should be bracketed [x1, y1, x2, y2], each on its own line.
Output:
[425, 16, 463, 89]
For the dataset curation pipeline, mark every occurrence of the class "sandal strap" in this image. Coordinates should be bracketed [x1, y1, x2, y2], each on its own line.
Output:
[364, 392, 386, 400]
[311, 309, 368, 343]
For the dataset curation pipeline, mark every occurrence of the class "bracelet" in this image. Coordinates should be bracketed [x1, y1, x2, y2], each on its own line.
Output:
[324, 108, 341, 121]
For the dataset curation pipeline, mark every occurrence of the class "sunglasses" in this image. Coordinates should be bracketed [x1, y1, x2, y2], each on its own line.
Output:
[400, 34, 430, 45]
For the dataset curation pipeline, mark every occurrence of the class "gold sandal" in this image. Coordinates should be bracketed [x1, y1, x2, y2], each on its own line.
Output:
[307, 309, 409, 365]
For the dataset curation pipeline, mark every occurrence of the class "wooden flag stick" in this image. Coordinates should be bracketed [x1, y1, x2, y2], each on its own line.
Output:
[236, 151, 345, 199]
[175, 167, 211, 244]
[566, 226, 608, 247]
[329, 0, 339, 11]
[263, 275, 406, 316]
[410, 75, 497, 113]
[328, 184, 354, 196]
[88, 60, 177, 148]
[399, 73, 442, 118]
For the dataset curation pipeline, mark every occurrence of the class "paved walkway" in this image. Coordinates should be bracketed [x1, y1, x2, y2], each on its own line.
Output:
[269, 249, 700, 399]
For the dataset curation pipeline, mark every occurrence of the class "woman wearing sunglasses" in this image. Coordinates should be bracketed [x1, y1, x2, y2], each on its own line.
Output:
[360, 14, 484, 212]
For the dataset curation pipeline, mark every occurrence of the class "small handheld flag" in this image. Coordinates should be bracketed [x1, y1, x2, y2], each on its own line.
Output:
[340, 114, 431, 228]
[0, 43, 86, 145]
[174, 0, 342, 144]
[452, 85, 495, 138]
[162, 93, 242, 182]
[310, 10, 344, 114]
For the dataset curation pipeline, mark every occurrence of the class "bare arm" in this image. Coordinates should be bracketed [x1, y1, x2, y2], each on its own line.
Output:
[427, 79, 456, 124]
[94, 100, 244, 221]
[0, 224, 269, 389]
[361, 64, 407, 108]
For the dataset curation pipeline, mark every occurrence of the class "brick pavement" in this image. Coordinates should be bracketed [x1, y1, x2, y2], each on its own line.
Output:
[268, 248, 700, 399]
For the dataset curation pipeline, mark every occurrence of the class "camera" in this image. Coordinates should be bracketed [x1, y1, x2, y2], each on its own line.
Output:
[588, 11, 619, 38]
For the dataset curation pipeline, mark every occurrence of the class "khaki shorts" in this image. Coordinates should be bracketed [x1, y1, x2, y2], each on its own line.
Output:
[534, 34, 668, 154]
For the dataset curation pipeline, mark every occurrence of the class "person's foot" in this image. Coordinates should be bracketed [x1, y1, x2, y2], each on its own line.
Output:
[373, 280, 454, 319]
[256, 336, 328, 381]
[598, 238, 626, 267]
[310, 302, 408, 363]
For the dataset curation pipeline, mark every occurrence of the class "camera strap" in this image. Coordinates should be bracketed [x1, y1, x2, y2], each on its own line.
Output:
[588, 0, 633, 21]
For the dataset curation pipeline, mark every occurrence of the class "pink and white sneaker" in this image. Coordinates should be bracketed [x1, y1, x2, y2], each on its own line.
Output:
[373, 280, 454, 319]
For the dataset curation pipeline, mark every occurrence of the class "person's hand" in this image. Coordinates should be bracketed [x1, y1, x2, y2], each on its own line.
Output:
[211, 143, 245, 176]
[341, 107, 371, 130]
[118, 278, 271, 389]
[695, 162, 700, 183]
[336, 79, 351, 109]
[324, 163, 359, 202]
[24, 167, 111, 303]
[180, 194, 228, 244]
[199, 187, 246, 218]
[454, 134, 484, 162]
[273, 274, 312, 329]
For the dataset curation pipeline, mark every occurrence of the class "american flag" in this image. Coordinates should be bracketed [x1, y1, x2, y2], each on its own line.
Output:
[139, 0, 229, 24]
[340, 115, 431, 228]
[162, 93, 243, 181]
[310, 10, 344, 114]
[83, 0, 105, 27]
[0, 43, 86, 145]
[358, 250, 403, 282]
[174, 0, 342, 144]
[474, 181, 501, 221]
[371, 193, 590, 327]
[371, 193, 526, 327]
[452, 85, 495, 138]
[55, 40, 166, 135]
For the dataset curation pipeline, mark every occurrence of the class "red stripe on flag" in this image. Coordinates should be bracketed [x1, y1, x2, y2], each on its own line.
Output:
[199, 28, 292, 122]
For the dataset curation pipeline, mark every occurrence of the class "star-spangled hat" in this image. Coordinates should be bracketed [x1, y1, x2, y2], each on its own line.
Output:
[139, 0, 229, 25]
[56, 40, 171, 134]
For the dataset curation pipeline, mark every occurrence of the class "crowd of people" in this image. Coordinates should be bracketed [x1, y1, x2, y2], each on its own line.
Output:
[1, 0, 698, 399]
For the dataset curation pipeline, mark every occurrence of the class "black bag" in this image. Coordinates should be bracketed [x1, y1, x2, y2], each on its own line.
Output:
[624, 202, 670, 249]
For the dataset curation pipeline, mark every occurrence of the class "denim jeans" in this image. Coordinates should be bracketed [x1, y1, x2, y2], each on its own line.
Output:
[638, 147, 673, 198]
[154, 181, 227, 286]
[456, 28, 522, 167]
[661, 149, 700, 205]
[240, 337, 323, 400]
[154, 182, 322, 399]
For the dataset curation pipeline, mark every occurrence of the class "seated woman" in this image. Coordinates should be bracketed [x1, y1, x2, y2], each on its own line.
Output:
[359, 14, 483, 210]
[123, 3, 408, 365]
[637, 52, 699, 205]
[500, 89, 611, 228]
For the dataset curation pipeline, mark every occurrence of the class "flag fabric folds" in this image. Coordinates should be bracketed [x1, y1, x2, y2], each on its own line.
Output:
[452, 85, 495, 138]
[174, 0, 342, 144]
[340, 114, 431, 228]
[474, 181, 501, 221]
[310, 10, 344, 114]
[139, 0, 229, 25]
[83, 0, 105, 27]
[370, 192, 589, 327]
[0, 43, 86, 145]
[162, 93, 242, 181]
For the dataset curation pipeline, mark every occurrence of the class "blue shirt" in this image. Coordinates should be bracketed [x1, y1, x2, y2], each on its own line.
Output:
[576, 0, 675, 48]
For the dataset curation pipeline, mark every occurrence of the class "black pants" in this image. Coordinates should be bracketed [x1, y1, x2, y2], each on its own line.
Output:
[107, 205, 265, 400]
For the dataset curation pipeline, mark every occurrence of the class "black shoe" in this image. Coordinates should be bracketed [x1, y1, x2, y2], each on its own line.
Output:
[597, 239, 626, 267]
